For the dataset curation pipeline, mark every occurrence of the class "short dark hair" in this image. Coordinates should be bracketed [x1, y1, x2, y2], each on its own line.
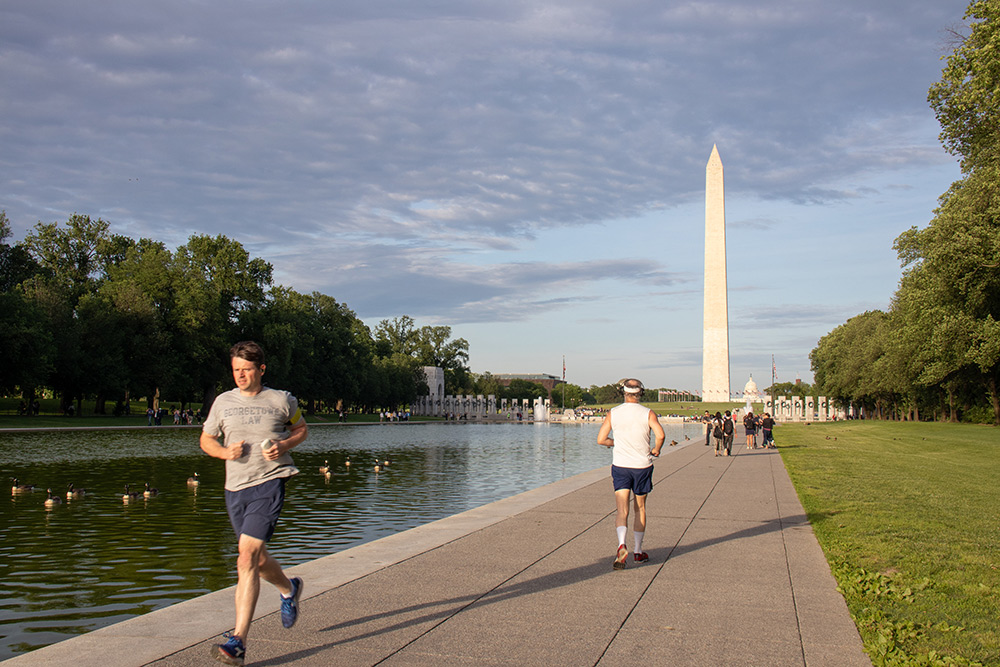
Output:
[230, 341, 265, 368]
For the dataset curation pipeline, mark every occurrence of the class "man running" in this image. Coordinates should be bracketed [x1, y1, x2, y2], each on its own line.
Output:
[200, 341, 308, 666]
[597, 379, 666, 569]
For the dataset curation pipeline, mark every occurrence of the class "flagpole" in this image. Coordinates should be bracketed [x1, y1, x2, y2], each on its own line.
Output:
[562, 355, 566, 410]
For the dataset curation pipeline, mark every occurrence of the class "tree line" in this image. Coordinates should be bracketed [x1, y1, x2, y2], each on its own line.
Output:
[810, 0, 1000, 425]
[0, 214, 473, 415]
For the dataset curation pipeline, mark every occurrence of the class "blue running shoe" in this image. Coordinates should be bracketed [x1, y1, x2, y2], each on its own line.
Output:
[281, 577, 303, 628]
[211, 632, 245, 666]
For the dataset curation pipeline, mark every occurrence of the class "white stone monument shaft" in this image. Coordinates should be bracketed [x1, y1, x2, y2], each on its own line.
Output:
[702, 145, 731, 402]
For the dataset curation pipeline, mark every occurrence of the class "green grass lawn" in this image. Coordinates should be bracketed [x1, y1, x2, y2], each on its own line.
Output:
[780, 421, 1000, 666]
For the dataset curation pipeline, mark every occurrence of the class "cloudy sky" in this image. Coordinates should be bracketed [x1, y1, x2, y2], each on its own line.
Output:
[1, 0, 968, 393]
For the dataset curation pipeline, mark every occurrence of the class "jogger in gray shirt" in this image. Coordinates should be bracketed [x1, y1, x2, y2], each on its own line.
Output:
[200, 341, 308, 666]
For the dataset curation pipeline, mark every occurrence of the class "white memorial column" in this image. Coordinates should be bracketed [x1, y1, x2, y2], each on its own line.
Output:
[702, 145, 731, 402]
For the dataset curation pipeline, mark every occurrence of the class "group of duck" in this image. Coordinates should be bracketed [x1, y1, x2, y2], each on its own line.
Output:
[11, 474, 202, 508]
[13, 457, 388, 508]
[318, 457, 392, 477]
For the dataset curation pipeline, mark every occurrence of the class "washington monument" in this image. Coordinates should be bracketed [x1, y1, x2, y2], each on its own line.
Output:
[702, 145, 730, 402]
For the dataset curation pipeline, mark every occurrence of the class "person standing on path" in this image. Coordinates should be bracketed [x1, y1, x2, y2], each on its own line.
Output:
[702, 409, 713, 446]
[723, 409, 735, 456]
[743, 411, 757, 449]
[200, 341, 309, 666]
[712, 411, 725, 456]
[760, 412, 776, 448]
[597, 379, 666, 570]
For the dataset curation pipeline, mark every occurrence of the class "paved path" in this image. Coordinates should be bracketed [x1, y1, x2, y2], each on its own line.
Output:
[6, 440, 870, 667]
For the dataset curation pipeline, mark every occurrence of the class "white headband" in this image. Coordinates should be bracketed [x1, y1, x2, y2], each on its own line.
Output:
[623, 385, 642, 394]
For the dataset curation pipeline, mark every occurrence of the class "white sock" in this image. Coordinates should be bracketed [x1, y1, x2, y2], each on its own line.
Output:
[616, 525, 627, 547]
[634, 531, 644, 553]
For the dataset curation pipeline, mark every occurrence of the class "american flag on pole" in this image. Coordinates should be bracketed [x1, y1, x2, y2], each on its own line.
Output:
[562, 356, 566, 380]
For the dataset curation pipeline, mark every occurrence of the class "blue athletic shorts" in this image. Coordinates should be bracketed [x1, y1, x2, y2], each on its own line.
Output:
[225, 478, 286, 542]
[611, 465, 653, 495]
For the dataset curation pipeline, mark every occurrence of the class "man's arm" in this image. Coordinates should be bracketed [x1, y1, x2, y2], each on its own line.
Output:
[648, 410, 666, 456]
[597, 413, 614, 448]
[263, 418, 308, 461]
[200, 431, 246, 460]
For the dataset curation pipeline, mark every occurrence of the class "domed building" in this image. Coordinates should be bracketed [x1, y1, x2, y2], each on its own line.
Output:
[743, 375, 761, 411]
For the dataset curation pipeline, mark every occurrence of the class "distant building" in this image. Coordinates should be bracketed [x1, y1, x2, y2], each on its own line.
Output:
[493, 374, 564, 401]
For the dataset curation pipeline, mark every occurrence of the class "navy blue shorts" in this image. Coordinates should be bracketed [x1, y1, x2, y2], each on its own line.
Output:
[225, 478, 286, 542]
[611, 465, 653, 495]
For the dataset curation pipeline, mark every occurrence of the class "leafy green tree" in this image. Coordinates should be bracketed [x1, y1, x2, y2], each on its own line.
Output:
[373, 316, 418, 357]
[99, 239, 177, 410]
[502, 379, 547, 401]
[241, 287, 373, 413]
[0, 211, 39, 292]
[19, 215, 119, 412]
[811, 311, 889, 416]
[0, 212, 52, 397]
[894, 165, 1000, 424]
[171, 235, 273, 408]
[928, 0, 1000, 173]
[24, 214, 111, 303]
[591, 383, 620, 404]
[552, 383, 590, 409]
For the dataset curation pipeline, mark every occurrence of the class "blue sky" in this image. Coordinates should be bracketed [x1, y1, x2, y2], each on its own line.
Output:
[1, 0, 967, 392]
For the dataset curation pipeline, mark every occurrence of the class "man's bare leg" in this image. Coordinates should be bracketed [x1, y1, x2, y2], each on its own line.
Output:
[233, 535, 294, 641]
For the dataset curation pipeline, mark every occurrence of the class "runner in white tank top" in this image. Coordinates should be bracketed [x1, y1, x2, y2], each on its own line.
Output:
[597, 379, 665, 569]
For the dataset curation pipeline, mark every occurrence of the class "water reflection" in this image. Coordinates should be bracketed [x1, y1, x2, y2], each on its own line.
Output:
[0, 421, 699, 659]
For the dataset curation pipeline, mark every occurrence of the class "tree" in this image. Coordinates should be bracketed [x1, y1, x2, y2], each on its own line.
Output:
[171, 235, 273, 408]
[894, 165, 1000, 424]
[0, 211, 39, 292]
[373, 316, 418, 357]
[241, 288, 373, 413]
[0, 212, 51, 396]
[927, 0, 1000, 173]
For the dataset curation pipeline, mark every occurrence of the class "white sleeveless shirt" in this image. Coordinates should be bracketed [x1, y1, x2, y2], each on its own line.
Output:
[610, 402, 654, 469]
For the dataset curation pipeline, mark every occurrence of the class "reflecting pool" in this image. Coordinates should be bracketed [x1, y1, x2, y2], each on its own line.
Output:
[0, 420, 701, 659]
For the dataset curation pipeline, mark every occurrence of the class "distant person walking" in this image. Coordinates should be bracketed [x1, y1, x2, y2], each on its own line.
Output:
[200, 341, 309, 666]
[723, 410, 735, 456]
[712, 412, 725, 456]
[760, 412, 776, 448]
[597, 379, 666, 569]
[702, 410, 713, 446]
[743, 411, 757, 449]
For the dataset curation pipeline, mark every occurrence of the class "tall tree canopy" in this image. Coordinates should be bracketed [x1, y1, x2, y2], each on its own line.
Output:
[813, 1, 1000, 424]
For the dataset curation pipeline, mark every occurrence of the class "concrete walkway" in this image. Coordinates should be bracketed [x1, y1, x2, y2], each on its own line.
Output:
[6, 440, 870, 667]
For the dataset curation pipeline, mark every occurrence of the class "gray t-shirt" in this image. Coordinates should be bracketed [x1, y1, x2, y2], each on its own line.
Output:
[202, 387, 303, 492]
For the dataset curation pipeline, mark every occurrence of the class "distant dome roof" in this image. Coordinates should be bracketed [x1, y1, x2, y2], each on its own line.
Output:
[743, 375, 759, 396]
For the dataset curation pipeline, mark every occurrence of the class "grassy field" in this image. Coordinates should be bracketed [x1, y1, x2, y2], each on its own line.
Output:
[779, 421, 1000, 666]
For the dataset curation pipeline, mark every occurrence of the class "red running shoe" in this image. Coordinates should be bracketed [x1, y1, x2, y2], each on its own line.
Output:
[633, 552, 649, 563]
[613, 544, 628, 570]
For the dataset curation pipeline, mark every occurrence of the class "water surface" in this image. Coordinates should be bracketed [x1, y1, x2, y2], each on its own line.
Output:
[0, 420, 699, 659]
